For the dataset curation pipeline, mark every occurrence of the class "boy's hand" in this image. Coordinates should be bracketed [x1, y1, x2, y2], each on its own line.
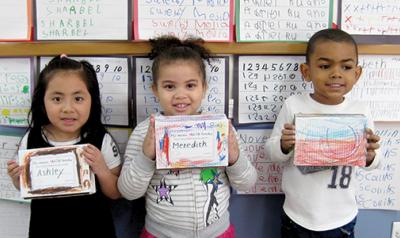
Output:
[7, 160, 22, 189]
[228, 122, 239, 166]
[83, 144, 109, 176]
[366, 128, 380, 166]
[281, 123, 296, 154]
[143, 115, 156, 160]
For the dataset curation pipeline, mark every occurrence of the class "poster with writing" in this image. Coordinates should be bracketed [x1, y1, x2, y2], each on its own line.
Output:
[0, 0, 32, 41]
[294, 114, 367, 167]
[356, 122, 400, 210]
[236, 0, 333, 42]
[237, 127, 283, 194]
[134, 56, 228, 124]
[0, 58, 33, 127]
[155, 114, 229, 169]
[235, 55, 313, 124]
[0, 127, 27, 202]
[35, 0, 129, 40]
[339, 0, 400, 43]
[40, 56, 131, 126]
[134, 0, 233, 41]
[347, 55, 400, 121]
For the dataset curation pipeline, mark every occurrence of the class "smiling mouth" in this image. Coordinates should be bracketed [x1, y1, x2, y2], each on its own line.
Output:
[174, 103, 189, 111]
[327, 83, 344, 89]
[62, 118, 76, 125]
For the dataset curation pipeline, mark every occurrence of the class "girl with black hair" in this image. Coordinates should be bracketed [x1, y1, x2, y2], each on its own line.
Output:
[7, 55, 121, 238]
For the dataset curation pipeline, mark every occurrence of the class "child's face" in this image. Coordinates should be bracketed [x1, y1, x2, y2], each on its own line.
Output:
[152, 60, 206, 116]
[301, 40, 362, 105]
[44, 72, 91, 140]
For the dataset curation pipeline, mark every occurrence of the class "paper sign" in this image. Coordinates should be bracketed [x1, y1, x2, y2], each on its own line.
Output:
[134, 0, 234, 41]
[294, 114, 367, 166]
[237, 127, 283, 194]
[392, 222, 400, 238]
[19, 144, 95, 199]
[155, 114, 228, 169]
[236, 0, 332, 42]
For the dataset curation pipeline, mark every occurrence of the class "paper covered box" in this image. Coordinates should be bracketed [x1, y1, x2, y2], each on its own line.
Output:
[155, 114, 229, 169]
[19, 144, 95, 199]
[294, 114, 367, 167]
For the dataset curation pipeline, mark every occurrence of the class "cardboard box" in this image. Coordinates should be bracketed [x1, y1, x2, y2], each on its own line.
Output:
[294, 114, 367, 166]
[19, 144, 95, 199]
[155, 114, 229, 169]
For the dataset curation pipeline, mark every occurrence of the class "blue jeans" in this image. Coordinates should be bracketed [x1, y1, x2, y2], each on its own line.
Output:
[281, 212, 356, 238]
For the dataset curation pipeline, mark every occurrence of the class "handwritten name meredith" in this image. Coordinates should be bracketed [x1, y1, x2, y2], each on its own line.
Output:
[35, 168, 64, 178]
[172, 140, 207, 149]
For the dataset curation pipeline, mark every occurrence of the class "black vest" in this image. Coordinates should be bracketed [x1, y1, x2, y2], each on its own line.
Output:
[27, 127, 116, 238]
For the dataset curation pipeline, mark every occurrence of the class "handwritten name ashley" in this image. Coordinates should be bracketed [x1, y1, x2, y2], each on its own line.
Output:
[34, 168, 64, 178]
[171, 140, 207, 149]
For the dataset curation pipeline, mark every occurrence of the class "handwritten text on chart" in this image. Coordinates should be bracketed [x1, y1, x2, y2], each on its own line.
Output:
[0, 135, 22, 201]
[341, 0, 400, 35]
[36, 0, 128, 40]
[136, 0, 232, 41]
[356, 122, 400, 210]
[238, 0, 331, 41]
[347, 55, 400, 121]
[237, 56, 313, 124]
[237, 128, 283, 194]
[135, 57, 227, 124]
[0, 58, 31, 127]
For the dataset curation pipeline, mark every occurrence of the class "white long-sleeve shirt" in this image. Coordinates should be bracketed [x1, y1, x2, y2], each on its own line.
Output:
[118, 116, 257, 238]
[265, 94, 380, 231]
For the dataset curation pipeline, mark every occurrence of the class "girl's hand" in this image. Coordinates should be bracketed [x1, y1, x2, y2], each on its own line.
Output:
[7, 160, 22, 189]
[366, 128, 380, 166]
[281, 123, 296, 154]
[83, 144, 109, 176]
[143, 115, 156, 160]
[228, 122, 239, 166]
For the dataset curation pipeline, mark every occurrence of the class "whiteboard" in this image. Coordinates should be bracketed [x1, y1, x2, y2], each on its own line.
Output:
[0, 0, 31, 40]
[40, 57, 131, 127]
[347, 55, 400, 121]
[35, 0, 129, 40]
[236, 0, 333, 42]
[134, 0, 234, 41]
[235, 55, 313, 124]
[134, 56, 229, 124]
[0, 58, 33, 127]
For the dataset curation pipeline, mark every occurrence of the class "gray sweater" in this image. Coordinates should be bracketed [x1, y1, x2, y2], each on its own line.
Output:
[118, 116, 257, 238]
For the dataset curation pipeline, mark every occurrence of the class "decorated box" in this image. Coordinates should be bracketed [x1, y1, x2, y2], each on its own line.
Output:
[19, 144, 95, 199]
[294, 114, 367, 167]
[155, 114, 229, 169]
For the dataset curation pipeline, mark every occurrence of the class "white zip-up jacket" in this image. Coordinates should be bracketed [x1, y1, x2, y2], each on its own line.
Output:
[118, 116, 257, 238]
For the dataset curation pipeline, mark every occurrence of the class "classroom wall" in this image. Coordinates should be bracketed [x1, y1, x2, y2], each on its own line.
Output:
[1, 1, 400, 238]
